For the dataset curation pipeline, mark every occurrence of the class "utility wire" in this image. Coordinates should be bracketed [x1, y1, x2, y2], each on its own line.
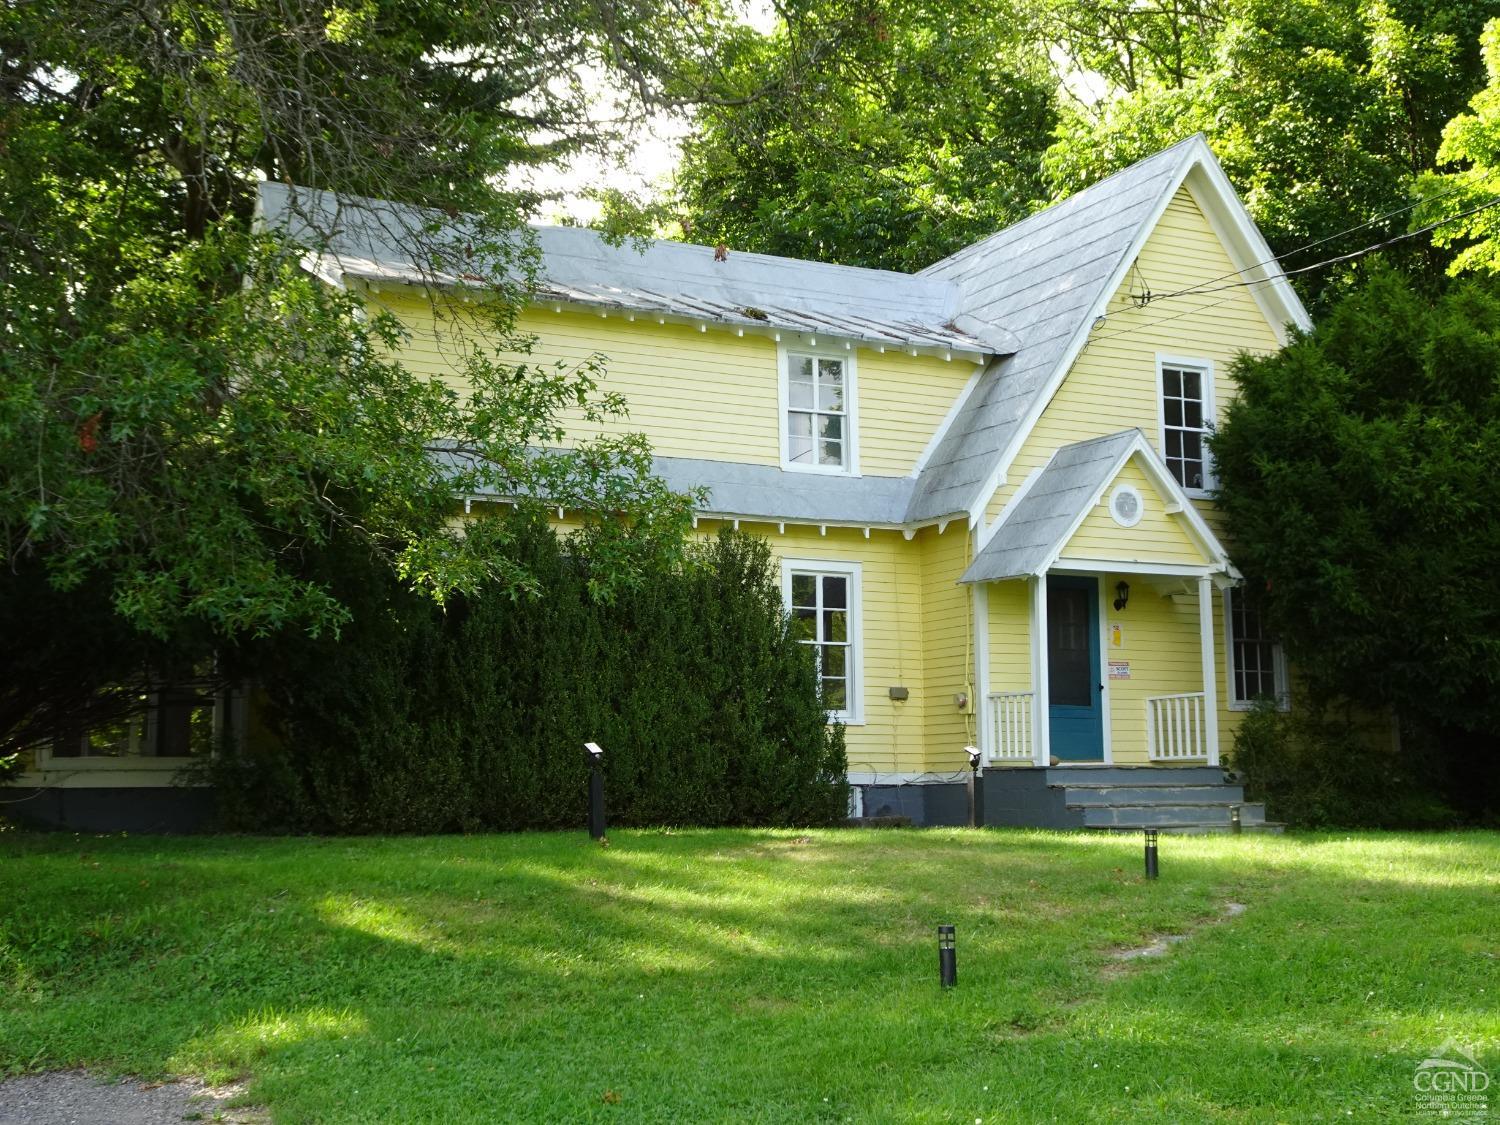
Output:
[1131, 172, 1487, 306]
[1142, 192, 1500, 306]
[1093, 192, 1500, 347]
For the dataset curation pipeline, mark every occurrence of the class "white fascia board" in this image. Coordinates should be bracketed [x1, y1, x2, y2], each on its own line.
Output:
[1180, 146, 1312, 338]
[1031, 433, 1232, 577]
[534, 296, 992, 365]
[964, 147, 1200, 528]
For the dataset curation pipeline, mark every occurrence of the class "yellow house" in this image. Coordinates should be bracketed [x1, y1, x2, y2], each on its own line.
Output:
[9, 136, 1313, 831]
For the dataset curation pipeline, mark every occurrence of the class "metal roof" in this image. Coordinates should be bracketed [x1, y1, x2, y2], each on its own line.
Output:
[255, 182, 1015, 358]
[258, 138, 1304, 529]
[905, 138, 1201, 523]
[444, 449, 918, 526]
[959, 431, 1142, 582]
[959, 429, 1233, 582]
[652, 456, 914, 524]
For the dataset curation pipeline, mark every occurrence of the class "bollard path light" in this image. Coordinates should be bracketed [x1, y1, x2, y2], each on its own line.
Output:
[937, 924, 957, 988]
[963, 746, 982, 828]
[1143, 828, 1160, 880]
[584, 741, 606, 840]
[1229, 804, 1242, 834]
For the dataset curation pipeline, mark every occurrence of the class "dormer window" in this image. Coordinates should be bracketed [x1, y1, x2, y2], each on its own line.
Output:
[781, 346, 858, 474]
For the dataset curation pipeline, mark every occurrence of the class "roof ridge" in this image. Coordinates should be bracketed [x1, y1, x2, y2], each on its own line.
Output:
[918, 134, 1204, 277]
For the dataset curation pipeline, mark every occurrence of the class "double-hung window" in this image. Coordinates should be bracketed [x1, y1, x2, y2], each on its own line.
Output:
[1225, 587, 1287, 710]
[47, 674, 239, 765]
[782, 560, 863, 723]
[1158, 357, 1214, 493]
[781, 348, 856, 473]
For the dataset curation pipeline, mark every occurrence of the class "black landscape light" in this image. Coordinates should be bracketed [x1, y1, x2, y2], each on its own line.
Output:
[1229, 805, 1242, 834]
[964, 745, 982, 828]
[584, 741, 606, 840]
[1144, 828, 1160, 880]
[938, 924, 957, 988]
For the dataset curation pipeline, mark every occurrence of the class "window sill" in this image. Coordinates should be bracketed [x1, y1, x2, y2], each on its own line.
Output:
[781, 462, 860, 478]
[36, 756, 202, 771]
[1227, 700, 1290, 713]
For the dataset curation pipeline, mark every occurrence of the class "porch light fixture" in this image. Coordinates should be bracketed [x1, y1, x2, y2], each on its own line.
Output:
[937, 924, 957, 988]
[1143, 828, 1160, 880]
[1114, 581, 1130, 612]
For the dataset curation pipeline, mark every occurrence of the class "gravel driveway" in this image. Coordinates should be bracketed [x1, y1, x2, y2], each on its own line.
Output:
[0, 1070, 265, 1124]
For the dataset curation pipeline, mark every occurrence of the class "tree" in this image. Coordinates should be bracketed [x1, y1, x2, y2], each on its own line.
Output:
[1418, 17, 1500, 275]
[1043, 0, 1496, 308]
[1210, 268, 1500, 815]
[0, 0, 763, 759]
[668, 0, 1499, 301]
[666, 0, 1059, 272]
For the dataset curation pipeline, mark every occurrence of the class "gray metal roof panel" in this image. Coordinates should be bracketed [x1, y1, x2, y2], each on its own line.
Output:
[906, 138, 1199, 523]
[256, 182, 1017, 356]
[440, 448, 916, 525]
[959, 430, 1140, 582]
[652, 457, 915, 524]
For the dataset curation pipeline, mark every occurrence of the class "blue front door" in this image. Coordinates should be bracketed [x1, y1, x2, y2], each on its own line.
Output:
[1047, 576, 1104, 761]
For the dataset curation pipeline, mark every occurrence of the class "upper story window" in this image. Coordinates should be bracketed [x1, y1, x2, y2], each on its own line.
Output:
[781, 347, 857, 474]
[1225, 587, 1287, 710]
[1158, 356, 1214, 494]
[782, 559, 863, 724]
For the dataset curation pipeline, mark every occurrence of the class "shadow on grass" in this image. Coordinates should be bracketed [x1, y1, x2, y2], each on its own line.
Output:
[0, 828, 1495, 1122]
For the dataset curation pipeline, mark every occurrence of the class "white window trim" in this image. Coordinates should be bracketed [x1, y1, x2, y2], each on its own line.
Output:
[1108, 483, 1144, 528]
[1155, 353, 1216, 498]
[777, 341, 860, 477]
[1222, 586, 1289, 712]
[38, 683, 239, 770]
[780, 558, 865, 725]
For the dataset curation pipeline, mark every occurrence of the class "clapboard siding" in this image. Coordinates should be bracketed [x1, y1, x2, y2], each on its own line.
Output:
[919, 525, 974, 774]
[377, 297, 970, 478]
[980, 185, 1289, 754]
[1063, 461, 1205, 567]
[984, 185, 1282, 526]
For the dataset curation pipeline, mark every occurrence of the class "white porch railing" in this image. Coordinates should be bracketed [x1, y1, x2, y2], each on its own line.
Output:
[988, 691, 1035, 761]
[1147, 692, 1208, 761]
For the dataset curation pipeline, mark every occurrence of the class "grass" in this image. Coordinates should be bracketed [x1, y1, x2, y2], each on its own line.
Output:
[0, 826, 1496, 1123]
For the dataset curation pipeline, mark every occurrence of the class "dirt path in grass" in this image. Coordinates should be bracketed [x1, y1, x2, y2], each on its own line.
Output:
[0, 1070, 266, 1125]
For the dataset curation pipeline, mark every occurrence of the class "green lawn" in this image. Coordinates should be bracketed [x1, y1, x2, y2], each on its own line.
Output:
[1, 827, 1496, 1123]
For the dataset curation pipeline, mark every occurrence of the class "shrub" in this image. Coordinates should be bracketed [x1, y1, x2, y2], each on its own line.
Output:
[1228, 703, 1458, 829]
[212, 516, 848, 832]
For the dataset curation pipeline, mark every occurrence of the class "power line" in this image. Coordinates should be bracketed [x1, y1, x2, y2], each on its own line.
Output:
[1138, 192, 1500, 308]
[1098, 191, 1500, 352]
[1132, 172, 1488, 306]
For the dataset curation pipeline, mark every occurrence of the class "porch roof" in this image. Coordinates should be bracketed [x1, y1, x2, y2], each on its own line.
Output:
[959, 429, 1232, 583]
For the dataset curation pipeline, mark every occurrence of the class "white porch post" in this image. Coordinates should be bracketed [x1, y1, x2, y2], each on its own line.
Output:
[1030, 574, 1050, 766]
[973, 581, 991, 764]
[1198, 575, 1220, 767]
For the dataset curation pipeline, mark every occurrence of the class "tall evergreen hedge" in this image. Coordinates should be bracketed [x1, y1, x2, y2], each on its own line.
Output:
[213, 517, 848, 832]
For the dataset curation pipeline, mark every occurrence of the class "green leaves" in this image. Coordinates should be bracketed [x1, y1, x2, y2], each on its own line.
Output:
[1212, 267, 1500, 799]
[216, 519, 848, 833]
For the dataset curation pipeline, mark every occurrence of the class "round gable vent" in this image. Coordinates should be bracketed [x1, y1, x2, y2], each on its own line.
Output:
[1109, 485, 1143, 528]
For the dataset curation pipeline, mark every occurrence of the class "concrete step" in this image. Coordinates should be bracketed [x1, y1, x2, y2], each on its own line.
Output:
[1061, 784, 1246, 807]
[1043, 765, 1225, 787]
[1081, 802, 1269, 828]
